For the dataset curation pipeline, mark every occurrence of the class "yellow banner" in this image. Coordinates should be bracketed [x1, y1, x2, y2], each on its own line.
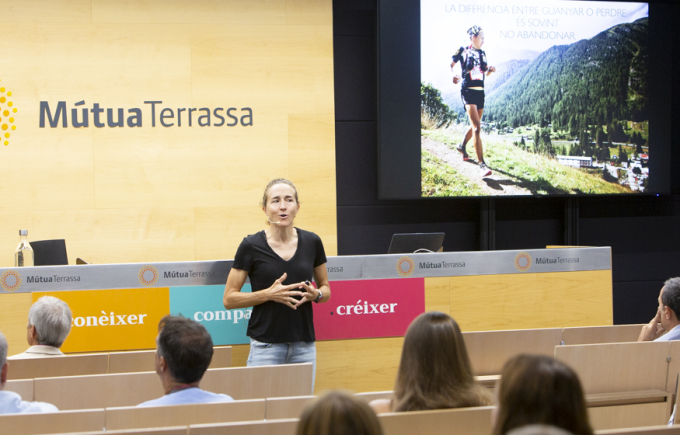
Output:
[33, 288, 169, 353]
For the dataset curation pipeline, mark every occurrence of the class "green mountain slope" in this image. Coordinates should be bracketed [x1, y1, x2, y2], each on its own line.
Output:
[483, 18, 648, 131]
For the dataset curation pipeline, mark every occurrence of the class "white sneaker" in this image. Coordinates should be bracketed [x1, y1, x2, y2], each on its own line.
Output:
[480, 163, 492, 177]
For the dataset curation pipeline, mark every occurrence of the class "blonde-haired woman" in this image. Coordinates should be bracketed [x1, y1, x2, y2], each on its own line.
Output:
[223, 178, 331, 391]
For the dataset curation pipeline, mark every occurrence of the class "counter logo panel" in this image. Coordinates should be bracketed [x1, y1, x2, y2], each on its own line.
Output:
[1, 270, 21, 292]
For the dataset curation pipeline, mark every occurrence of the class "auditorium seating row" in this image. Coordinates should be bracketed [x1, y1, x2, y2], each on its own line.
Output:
[6, 347, 232, 380]
[8, 324, 643, 382]
[5, 398, 680, 435]
[5, 363, 313, 410]
[0, 403, 494, 435]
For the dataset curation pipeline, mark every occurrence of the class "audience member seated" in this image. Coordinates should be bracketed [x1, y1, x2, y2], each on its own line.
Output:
[137, 315, 234, 407]
[369, 311, 492, 413]
[639, 277, 680, 341]
[492, 355, 593, 435]
[9, 296, 72, 359]
[297, 390, 383, 435]
[507, 426, 573, 435]
[0, 331, 58, 413]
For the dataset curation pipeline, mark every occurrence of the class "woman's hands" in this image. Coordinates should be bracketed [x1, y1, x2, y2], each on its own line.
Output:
[487, 66, 496, 75]
[265, 273, 320, 310]
[452, 75, 461, 84]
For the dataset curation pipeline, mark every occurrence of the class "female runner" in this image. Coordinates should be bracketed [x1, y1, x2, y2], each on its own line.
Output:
[451, 25, 496, 177]
[223, 178, 330, 391]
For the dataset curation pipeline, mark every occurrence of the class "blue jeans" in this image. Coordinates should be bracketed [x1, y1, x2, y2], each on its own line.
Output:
[246, 338, 316, 393]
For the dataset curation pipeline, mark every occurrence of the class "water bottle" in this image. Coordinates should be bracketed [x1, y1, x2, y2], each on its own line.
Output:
[15, 230, 34, 267]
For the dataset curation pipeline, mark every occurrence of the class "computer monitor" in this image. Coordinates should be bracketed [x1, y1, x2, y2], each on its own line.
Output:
[388, 232, 445, 254]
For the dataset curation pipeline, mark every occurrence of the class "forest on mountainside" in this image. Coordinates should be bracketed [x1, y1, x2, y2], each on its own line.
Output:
[482, 18, 648, 135]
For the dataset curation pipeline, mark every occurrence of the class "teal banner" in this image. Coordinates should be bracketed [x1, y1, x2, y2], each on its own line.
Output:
[169, 284, 252, 345]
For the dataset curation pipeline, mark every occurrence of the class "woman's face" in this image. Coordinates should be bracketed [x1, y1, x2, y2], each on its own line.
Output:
[263, 183, 299, 226]
[471, 31, 484, 49]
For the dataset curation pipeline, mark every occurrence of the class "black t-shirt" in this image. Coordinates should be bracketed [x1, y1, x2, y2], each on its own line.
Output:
[452, 46, 488, 89]
[232, 228, 327, 343]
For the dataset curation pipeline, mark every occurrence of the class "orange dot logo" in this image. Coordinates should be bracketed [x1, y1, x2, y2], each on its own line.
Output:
[0, 81, 17, 146]
[138, 265, 159, 286]
[396, 256, 415, 277]
[514, 252, 532, 272]
[1, 270, 21, 292]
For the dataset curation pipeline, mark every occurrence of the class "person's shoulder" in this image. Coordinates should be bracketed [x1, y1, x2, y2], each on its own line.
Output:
[242, 231, 265, 243]
[23, 401, 59, 413]
[295, 227, 318, 237]
[198, 390, 235, 402]
[0, 391, 59, 414]
[238, 231, 266, 249]
[453, 46, 465, 56]
[296, 228, 322, 243]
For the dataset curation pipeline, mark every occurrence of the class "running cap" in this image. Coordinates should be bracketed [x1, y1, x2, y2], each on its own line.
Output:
[467, 25, 482, 37]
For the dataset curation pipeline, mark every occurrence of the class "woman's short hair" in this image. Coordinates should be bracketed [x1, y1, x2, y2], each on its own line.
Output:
[261, 178, 299, 207]
[28, 296, 72, 348]
[392, 311, 492, 412]
[297, 391, 383, 435]
[493, 355, 593, 435]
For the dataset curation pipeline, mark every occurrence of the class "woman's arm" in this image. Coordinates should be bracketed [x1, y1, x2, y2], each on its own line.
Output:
[451, 60, 461, 84]
[223, 269, 305, 310]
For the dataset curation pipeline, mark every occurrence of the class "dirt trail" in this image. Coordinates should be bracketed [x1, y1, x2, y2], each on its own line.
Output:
[422, 136, 533, 196]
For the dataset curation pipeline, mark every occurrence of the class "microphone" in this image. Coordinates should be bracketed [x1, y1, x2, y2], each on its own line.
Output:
[268, 217, 281, 224]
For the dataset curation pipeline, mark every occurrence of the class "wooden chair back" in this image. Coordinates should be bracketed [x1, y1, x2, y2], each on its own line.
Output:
[5, 379, 34, 400]
[108, 346, 231, 374]
[0, 409, 105, 435]
[51, 428, 188, 435]
[7, 353, 109, 380]
[35, 371, 163, 410]
[596, 426, 680, 434]
[555, 341, 670, 394]
[34, 363, 313, 410]
[355, 391, 393, 402]
[265, 395, 316, 419]
[463, 328, 562, 376]
[105, 399, 265, 430]
[201, 363, 313, 399]
[667, 341, 680, 393]
[190, 419, 299, 435]
[561, 325, 644, 345]
[378, 406, 494, 435]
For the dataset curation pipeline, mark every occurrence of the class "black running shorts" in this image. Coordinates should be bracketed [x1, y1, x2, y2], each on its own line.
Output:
[461, 88, 485, 109]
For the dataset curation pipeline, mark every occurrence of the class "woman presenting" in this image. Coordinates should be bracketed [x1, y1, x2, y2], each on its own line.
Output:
[451, 25, 496, 177]
[223, 178, 330, 390]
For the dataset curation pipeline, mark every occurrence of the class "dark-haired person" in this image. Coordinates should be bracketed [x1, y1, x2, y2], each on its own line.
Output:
[492, 355, 593, 435]
[297, 391, 383, 435]
[223, 179, 331, 391]
[9, 296, 71, 359]
[639, 277, 680, 341]
[451, 25, 495, 177]
[369, 311, 492, 413]
[138, 315, 234, 407]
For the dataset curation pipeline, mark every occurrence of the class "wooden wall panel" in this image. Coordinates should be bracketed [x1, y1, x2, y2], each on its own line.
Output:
[0, 293, 32, 355]
[424, 277, 450, 314]
[0, 208, 195, 265]
[0, 0, 91, 22]
[0, 0, 336, 267]
[92, 0, 287, 25]
[315, 337, 403, 394]
[449, 270, 613, 331]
